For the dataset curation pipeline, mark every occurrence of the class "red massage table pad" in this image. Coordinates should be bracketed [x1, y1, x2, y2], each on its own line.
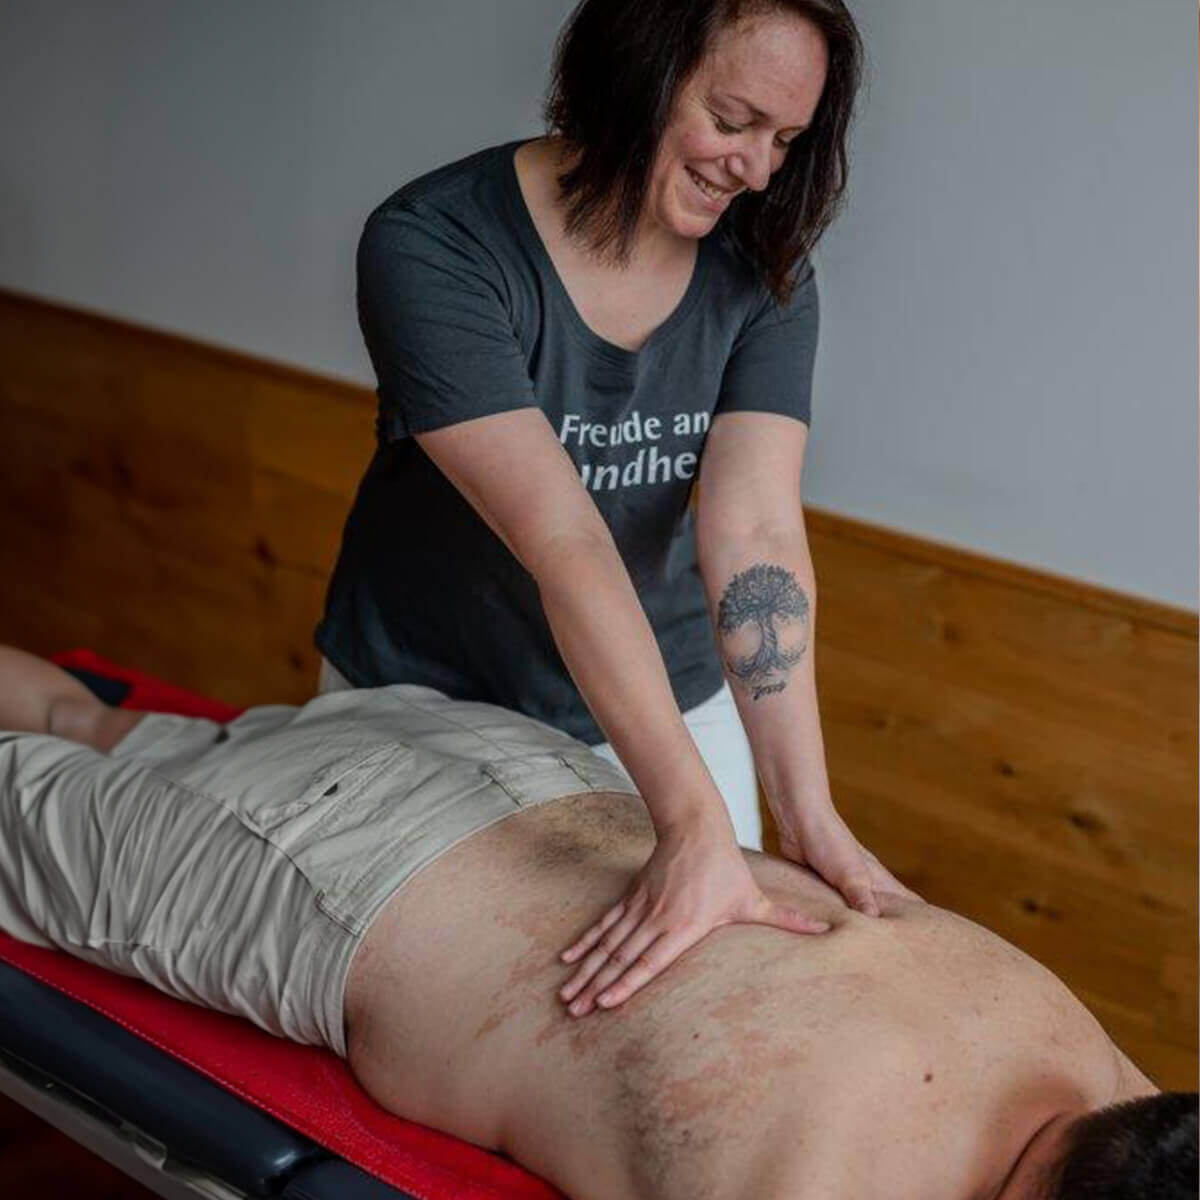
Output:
[0, 650, 562, 1200]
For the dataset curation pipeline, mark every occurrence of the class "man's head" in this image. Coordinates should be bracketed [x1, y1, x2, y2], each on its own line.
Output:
[1047, 1093, 1198, 1199]
[999, 1092, 1198, 1200]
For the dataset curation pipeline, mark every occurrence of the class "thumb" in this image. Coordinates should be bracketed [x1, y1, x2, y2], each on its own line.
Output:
[756, 900, 831, 936]
[819, 843, 880, 917]
[839, 873, 880, 918]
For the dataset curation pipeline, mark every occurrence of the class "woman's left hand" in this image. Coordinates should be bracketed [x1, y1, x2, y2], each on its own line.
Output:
[774, 800, 924, 914]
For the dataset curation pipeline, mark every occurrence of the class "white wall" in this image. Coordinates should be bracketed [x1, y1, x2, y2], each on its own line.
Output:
[1, 1, 1195, 607]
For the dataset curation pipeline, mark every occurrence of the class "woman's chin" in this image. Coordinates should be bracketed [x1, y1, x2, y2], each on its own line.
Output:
[660, 199, 721, 240]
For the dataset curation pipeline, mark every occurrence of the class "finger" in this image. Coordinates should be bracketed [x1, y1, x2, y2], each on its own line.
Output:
[823, 846, 879, 917]
[845, 878, 880, 918]
[567, 924, 663, 1017]
[560, 901, 626, 964]
[820, 860, 877, 917]
[559, 904, 643, 1003]
[594, 929, 696, 1011]
[754, 901, 831, 936]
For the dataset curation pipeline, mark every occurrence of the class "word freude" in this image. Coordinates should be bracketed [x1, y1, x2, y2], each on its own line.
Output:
[559, 410, 712, 493]
[558, 410, 711, 448]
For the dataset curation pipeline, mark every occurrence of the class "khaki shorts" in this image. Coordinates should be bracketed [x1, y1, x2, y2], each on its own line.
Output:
[0, 685, 637, 1057]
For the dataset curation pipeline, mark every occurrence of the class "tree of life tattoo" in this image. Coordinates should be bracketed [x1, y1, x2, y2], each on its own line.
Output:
[716, 563, 810, 701]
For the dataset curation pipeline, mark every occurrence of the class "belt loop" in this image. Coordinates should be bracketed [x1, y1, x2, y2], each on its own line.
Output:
[557, 753, 596, 789]
[478, 763, 524, 805]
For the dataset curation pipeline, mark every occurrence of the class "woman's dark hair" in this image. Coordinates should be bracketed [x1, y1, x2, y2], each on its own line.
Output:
[543, 0, 864, 304]
[1046, 1092, 1198, 1199]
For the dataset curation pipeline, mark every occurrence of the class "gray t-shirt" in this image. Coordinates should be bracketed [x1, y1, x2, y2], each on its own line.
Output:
[316, 139, 819, 744]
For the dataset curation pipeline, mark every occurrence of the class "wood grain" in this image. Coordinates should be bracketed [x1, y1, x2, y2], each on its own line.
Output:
[781, 515, 1198, 1087]
[0, 289, 375, 705]
[1, 287, 1195, 1096]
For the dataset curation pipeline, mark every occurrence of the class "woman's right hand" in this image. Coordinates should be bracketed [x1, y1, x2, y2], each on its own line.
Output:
[557, 810, 832, 1017]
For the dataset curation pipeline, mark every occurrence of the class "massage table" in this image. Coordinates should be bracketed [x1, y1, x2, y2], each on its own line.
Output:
[0, 652, 564, 1200]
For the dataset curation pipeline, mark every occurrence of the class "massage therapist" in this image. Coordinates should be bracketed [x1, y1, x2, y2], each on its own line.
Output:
[316, 0, 908, 1016]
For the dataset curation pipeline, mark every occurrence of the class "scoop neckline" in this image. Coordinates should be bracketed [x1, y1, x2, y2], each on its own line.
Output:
[502, 138, 712, 367]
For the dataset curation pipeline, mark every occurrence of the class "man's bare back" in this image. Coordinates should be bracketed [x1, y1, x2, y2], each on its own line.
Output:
[345, 791, 1152, 1200]
[0, 647, 1171, 1199]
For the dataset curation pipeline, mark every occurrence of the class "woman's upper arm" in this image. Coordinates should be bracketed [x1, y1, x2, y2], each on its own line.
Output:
[355, 203, 612, 574]
[700, 256, 818, 547]
[356, 203, 538, 438]
[416, 408, 614, 577]
[715, 258, 819, 427]
[696, 410, 809, 546]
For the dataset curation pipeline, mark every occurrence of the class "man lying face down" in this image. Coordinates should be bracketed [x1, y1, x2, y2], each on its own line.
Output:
[0, 647, 1194, 1200]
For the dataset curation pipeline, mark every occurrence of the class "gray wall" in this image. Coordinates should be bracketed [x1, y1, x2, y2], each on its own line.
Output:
[808, 0, 1198, 608]
[1, 1, 1195, 607]
[0, 0, 566, 375]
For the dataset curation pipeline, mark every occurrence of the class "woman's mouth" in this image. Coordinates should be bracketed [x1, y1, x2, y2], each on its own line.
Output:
[685, 166, 737, 210]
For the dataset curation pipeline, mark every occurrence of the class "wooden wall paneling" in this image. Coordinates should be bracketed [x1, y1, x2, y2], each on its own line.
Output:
[804, 515, 1198, 1088]
[0, 290, 375, 704]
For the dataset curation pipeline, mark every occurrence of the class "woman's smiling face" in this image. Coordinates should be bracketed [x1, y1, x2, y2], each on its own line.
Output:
[642, 10, 829, 240]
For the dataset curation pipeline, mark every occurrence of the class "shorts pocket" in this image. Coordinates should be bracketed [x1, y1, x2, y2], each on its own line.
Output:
[249, 740, 425, 936]
[239, 742, 412, 841]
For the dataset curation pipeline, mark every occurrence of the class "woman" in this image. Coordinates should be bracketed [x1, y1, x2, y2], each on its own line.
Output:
[317, 0, 908, 1017]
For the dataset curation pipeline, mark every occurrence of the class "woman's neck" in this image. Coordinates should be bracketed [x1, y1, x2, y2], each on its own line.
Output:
[529, 135, 692, 272]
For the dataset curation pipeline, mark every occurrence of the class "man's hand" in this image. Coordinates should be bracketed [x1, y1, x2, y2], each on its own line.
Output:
[557, 814, 831, 1017]
[775, 800, 923, 915]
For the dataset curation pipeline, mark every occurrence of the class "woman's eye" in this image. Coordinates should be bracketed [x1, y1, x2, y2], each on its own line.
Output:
[713, 115, 742, 135]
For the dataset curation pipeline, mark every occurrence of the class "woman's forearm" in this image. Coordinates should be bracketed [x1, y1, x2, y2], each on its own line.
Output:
[531, 532, 731, 837]
[698, 526, 832, 821]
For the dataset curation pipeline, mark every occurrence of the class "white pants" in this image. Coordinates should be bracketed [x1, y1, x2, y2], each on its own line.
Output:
[317, 661, 761, 850]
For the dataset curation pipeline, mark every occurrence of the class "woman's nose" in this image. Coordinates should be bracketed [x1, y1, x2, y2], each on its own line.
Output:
[727, 138, 774, 192]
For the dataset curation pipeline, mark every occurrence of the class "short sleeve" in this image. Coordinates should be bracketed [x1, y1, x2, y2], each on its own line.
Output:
[356, 203, 537, 438]
[715, 257, 819, 425]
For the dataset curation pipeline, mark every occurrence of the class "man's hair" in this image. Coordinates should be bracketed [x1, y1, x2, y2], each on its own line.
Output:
[1046, 1092, 1198, 1199]
[543, 0, 864, 305]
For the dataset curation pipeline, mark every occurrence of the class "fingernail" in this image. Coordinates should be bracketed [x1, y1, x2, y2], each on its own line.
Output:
[596, 992, 613, 1007]
[813, 921, 831, 933]
[569, 1000, 585, 1016]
